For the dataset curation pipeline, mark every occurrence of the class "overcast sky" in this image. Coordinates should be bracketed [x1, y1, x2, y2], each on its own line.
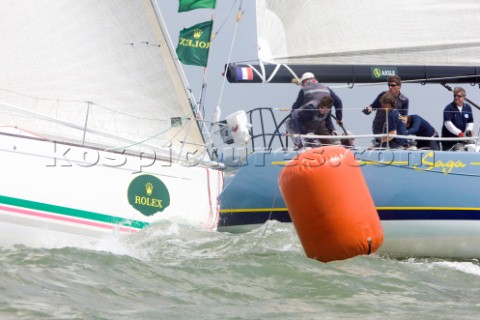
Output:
[157, 1, 480, 147]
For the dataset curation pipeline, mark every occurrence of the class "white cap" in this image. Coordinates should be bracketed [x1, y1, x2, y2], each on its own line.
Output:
[300, 72, 315, 83]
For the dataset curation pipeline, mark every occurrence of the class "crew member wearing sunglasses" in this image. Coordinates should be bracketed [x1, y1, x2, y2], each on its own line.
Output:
[441, 86, 474, 151]
[362, 75, 409, 146]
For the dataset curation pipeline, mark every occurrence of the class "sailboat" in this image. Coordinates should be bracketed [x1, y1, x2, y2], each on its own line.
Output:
[217, 0, 480, 258]
[0, 1, 224, 247]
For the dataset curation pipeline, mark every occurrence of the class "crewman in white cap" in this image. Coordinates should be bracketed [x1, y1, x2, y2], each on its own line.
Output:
[287, 72, 344, 148]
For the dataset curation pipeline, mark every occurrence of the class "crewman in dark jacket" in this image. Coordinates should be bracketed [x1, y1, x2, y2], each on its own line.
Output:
[287, 72, 343, 148]
[406, 114, 439, 150]
[363, 75, 409, 142]
[291, 96, 335, 147]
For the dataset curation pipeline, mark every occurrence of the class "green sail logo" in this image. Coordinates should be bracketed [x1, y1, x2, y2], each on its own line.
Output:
[128, 175, 170, 216]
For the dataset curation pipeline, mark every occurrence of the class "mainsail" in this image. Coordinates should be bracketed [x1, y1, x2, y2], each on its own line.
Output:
[226, 0, 480, 83]
[0, 0, 207, 157]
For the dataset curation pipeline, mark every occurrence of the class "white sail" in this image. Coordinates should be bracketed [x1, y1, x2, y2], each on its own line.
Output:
[0, 0, 206, 156]
[0, 1, 224, 247]
[257, 0, 480, 66]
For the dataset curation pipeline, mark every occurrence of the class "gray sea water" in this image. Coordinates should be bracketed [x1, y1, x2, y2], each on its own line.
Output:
[1, 221, 480, 320]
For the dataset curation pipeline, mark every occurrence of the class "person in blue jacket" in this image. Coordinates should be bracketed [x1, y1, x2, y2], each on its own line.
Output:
[363, 75, 409, 142]
[378, 92, 408, 149]
[405, 114, 440, 150]
[441, 86, 474, 151]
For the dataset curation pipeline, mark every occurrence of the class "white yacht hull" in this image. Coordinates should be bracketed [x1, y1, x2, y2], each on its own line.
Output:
[0, 132, 223, 247]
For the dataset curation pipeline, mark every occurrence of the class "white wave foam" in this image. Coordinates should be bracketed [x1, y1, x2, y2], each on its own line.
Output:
[433, 260, 480, 276]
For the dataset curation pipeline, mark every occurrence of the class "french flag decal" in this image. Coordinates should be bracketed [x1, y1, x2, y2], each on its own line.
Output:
[236, 67, 253, 81]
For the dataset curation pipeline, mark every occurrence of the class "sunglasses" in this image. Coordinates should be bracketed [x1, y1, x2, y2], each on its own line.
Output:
[454, 94, 464, 98]
[388, 83, 397, 87]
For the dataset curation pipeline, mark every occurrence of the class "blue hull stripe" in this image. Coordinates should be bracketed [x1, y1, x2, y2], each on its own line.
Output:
[380, 209, 480, 220]
[219, 209, 480, 227]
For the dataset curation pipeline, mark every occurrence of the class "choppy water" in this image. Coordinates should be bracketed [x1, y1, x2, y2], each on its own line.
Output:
[1, 221, 480, 320]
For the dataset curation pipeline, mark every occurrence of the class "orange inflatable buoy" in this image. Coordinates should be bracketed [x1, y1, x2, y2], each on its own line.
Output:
[278, 146, 383, 262]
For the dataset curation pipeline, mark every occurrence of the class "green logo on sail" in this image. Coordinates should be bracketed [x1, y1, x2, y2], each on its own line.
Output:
[128, 175, 170, 216]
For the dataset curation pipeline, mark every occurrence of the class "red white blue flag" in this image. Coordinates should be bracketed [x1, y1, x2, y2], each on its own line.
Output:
[236, 67, 253, 81]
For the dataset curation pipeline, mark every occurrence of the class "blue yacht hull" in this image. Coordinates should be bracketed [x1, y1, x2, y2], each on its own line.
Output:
[218, 148, 480, 258]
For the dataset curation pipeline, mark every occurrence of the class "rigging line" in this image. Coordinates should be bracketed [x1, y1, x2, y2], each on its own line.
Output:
[251, 173, 280, 250]
[0, 87, 89, 105]
[106, 110, 196, 151]
[197, 3, 220, 124]
[401, 74, 480, 84]
[265, 63, 282, 83]
[172, 108, 223, 165]
[0, 86, 170, 121]
[212, 0, 238, 37]
[176, 106, 200, 163]
[256, 62, 304, 83]
[441, 83, 480, 111]
[0, 99, 174, 152]
[229, 59, 291, 83]
[205, 0, 244, 150]
[278, 64, 300, 83]
[199, 69, 208, 119]
[250, 61, 266, 82]
[197, 2, 224, 138]
[242, 60, 284, 83]
[215, 0, 243, 110]
[195, 0, 236, 115]
[198, 0, 244, 154]
[330, 74, 480, 90]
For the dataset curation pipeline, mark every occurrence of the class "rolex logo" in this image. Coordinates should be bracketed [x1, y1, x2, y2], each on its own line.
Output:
[193, 28, 203, 39]
[145, 182, 153, 196]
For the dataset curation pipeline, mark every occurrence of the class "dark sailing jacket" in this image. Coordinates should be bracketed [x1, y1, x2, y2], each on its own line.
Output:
[291, 80, 343, 132]
[370, 91, 409, 134]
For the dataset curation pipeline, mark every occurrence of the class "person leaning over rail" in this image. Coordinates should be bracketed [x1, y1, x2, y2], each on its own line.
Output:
[441, 86, 474, 151]
[378, 92, 408, 149]
[362, 75, 409, 145]
[286, 72, 343, 148]
[292, 96, 336, 147]
[405, 114, 440, 150]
